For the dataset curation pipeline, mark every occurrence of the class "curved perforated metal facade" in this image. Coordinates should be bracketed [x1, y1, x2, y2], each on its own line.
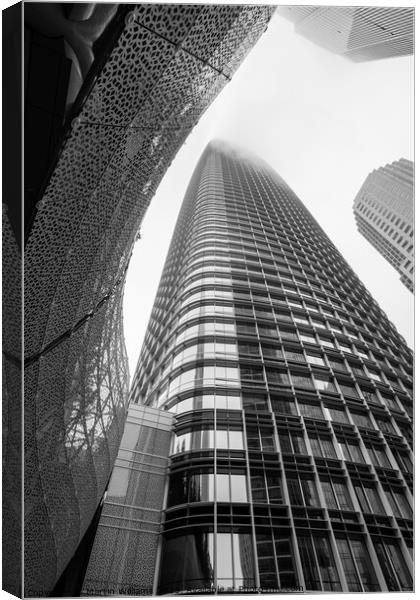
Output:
[21, 6, 274, 594]
[132, 141, 413, 593]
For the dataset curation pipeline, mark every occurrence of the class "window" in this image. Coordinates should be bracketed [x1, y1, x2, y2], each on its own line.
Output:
[216, 427, 244, 450]
[290, 372, 314, 390]
[240, 365, 264, 381]
[374, 541, 412, 591]
[319, 337, 335, 348]
[170, 394, 215, 414]
[381, 393, 400, 411]
[299, 401, 324, 419]
[242, 393, 268, 412]
[259, 324, 278, 337]
[250, 469, 283, 504]
[300, 332, 316, 344]
[159, 532, 215, 593]
[297, 534, 341, 591]
[279, 431, 307, 455]
[314, 375, 336, 393]
[383, 486, 412, 519]
[238, 342, 260, 356]
[391, 448, 412, 473]
[308, 434, 337, 459]
[284, 348, 305, 363]
[365, 444, 391, 468]
[353, 482, 385, 515]
[217, 532, 256, 589]
[271, 396, 297, 415]
[266, 368, 289, 385]
[287, 476, 319, 507]
[338, 439, 365, 463]
[216, 471, 248, 503]
[351, 412, 371, 429]
[335, 538, 379, 591]
[171, 426, 244, 454]
[339, 382, 359, 398]
[261, 345, 283, 359]
[367, 369, 382, 382]
[168, 365, 240, 397]
[247, 426, 276, 452]
[306, 353, 325, 366]
[167, 469, 214, 506]
[349, 363, 366, 378]
[327, 407, 349, 424]
[328, 357, 346, 371]
[321, 479, 353, 511]
[256, 532, 297, 589]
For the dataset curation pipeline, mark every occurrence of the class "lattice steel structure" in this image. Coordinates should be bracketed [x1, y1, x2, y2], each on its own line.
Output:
[19, 6, 274, 596]
[130, 141, 413, 593]
[278, 6, 414, 62]
[353, 158, 414, 293]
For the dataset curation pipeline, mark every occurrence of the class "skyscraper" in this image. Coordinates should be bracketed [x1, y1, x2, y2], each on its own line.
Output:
[85, 141, 413, 594]
[353, 158, 414, 293]
[278, 6, 414, 62]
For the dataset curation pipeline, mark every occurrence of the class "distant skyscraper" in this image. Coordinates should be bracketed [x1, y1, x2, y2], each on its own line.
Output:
[278, 6, 414, 62]
[84, 141, 413, 594]
[353, 159, 414, 293]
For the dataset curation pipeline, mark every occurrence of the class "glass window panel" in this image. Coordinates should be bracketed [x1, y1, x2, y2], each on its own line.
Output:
[158, 533, 214, 594]
[290, 373, 314, 389]
[328, 407, 349, 423]
[251, 472, 267, 503]
[307, 354, 325, 366]
[279, 433, 293, 454]
[271, 397, 297, 414]
[226, 396, 241, 410]
[215, 429, 228, 449]
[364, 486, 385, 514]
[228, 430, 244, 450]
[334, 482, 353, 510]
[299, 402, 323, 418]
[292, 434, 307, 454]
[297, 535, 321, 590]
[384, 543, 412, 590]
[201, 473, 214, 502]
[217, 474, 230, 502]
[350, 540, 379, 591]
[301, 478, 320, 507]
[314, 377, 336, 393]
[287, 478, 303, 505]
[233, 533, 255, 585]
[217, 533, 233, 580]
[230, 475, 248, 502]
[336, 538, 362, 591]
[321, 480, 338, 509]
[313, 536, 341, 591]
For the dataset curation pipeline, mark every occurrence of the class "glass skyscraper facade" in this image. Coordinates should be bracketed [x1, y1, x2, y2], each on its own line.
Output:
[128, 141, 413, 594]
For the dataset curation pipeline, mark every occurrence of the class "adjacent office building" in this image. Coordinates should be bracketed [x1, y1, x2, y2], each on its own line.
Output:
[353, 158, 414, 293]
[278, 6, 414, 62]
[84, 142, 413, 594]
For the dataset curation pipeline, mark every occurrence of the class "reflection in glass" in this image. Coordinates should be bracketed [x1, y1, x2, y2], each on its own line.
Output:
[159, 532, 214, 593]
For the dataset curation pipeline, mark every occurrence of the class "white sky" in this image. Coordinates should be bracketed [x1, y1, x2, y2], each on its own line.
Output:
[123, 7, 414, 380]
